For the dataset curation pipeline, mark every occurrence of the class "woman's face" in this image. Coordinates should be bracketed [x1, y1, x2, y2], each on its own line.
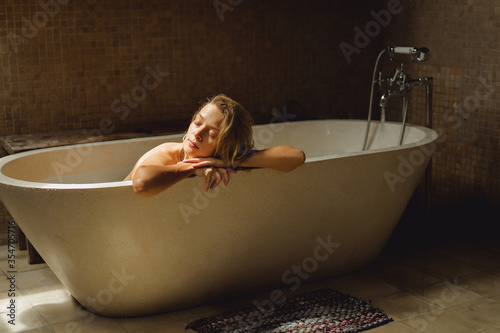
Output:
[183, 104, 224, 158]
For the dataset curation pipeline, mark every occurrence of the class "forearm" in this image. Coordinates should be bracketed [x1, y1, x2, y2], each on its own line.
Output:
[132, 163, 195, 197]
[238, 145, 305, 172]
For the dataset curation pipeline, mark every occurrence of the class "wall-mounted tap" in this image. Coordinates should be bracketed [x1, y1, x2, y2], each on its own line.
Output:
[377, 46, 429, 108]
[363, 46, 433, 151]
[379, 90, 403, 108]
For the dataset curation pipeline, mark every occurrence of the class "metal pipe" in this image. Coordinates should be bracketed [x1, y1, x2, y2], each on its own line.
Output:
[424, 77, 433, 226]
[398, 92, 411, 145]
[425, 78, 433, 128]
[362, 49, 386, 151]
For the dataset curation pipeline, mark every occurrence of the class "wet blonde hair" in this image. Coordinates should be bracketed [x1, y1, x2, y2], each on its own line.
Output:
[192, 94, 254, 166]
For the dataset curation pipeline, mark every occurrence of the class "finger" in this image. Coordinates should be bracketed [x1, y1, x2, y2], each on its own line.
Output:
[182, 160, 204, 167]
[181, 158, 201, 163]
[190, 160, 215, 169]
[218, 168, 230, 186]
[204, 169, 212, 192]
[191, 162, 209, 168]
[210, 168, 222, 189]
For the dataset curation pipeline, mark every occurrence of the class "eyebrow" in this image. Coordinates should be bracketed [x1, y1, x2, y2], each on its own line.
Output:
[197, 114, 220, 132]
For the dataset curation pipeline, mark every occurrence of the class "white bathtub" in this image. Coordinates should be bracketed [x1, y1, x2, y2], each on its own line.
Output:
[0, 119, 437, 317]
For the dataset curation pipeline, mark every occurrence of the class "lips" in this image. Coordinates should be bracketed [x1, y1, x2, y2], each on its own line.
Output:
[188, 139, 199, 149]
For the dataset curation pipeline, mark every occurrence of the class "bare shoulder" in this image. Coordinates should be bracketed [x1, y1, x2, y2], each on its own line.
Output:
[123, 142, 182, 181]
[155, 142, 181, 154]
[144, 142, 182, 164]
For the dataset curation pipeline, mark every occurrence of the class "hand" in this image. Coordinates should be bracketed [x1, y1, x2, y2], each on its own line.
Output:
[182, 157, 231, 169]
[180, 158, 238, 192]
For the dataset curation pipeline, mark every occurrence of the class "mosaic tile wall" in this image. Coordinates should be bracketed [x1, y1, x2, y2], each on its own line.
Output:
[381, 0, 500, 208]
[1, 0, 497, 245]
[0, 1, 381, 244]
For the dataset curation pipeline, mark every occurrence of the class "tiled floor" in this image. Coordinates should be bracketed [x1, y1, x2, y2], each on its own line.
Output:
[1, 225, 500, 332]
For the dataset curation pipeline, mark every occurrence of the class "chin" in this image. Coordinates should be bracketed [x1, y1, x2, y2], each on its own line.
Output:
[182, 143, 194, 155]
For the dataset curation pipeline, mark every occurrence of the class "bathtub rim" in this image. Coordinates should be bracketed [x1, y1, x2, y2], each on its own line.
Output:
[0, 119, 438, 190]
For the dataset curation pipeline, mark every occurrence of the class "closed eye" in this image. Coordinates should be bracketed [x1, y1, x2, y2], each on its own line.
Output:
[194, 117, 202, 126]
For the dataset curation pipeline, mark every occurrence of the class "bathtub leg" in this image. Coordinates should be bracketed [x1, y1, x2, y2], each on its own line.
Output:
[15, 223, 27, 250]
[14, 222, 45, 264]
[27, 240, 45, 265]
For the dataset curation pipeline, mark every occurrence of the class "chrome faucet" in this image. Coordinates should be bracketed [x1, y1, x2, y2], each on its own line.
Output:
[377, 46, 431, 110]
[362, 46, 433, 151]
[379, 90, 400, 107]
[378, 66, 408, 108]
[377, 46, 429, 108]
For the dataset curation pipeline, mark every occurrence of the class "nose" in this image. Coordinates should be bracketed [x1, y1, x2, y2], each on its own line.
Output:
[193, 127, 204, 142]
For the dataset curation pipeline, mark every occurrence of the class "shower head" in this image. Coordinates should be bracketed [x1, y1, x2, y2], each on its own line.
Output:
[416, 47, 429, 61]
[388, 46, 430, 62]
[388, 46, 418, 55]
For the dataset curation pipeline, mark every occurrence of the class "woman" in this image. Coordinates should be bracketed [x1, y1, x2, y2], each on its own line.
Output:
[124, 94, 305, 197]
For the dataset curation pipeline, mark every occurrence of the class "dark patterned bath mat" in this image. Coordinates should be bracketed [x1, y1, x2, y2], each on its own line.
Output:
[185, 288, 393, 332]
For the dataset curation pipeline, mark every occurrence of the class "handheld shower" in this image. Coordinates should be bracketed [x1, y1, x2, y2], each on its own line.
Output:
[388, 46, 429, 62]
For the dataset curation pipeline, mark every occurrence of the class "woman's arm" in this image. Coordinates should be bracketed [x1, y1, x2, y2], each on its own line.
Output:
[238, 145, 305, 172]
[124, 143, 196, 197]
[131, 163, 196, 197]
[184, 145, 305, 172]
[126, 142, 233, 196]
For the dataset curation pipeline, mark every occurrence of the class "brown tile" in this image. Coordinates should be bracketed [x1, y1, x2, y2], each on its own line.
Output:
[365, 321, 419, 333]
[113, 310, 183, 332]
[459, 272, 500, 297]
[326, 274, 402, 301]
[14, 267, 61, 291]
[35, 298, 89, 327]
[51, 316, 127, 333]
[402, 309, 484, 333]
[410, 279, 483, 308]
[453, 250, 500, 271]
[491, 268, 500, 277]
[477, 328, 500, 333]
[434, 240, 482, 257]
[20, 328, 54, 333]
[372, 292, 438, 321]
[0, 290, 33, 317]
[418, 253, 481, 280]
[448, 297, 500, 328]
[374, 264, 442, 293]
[0, 307, 47, 332]
[127, 321, 189, 333]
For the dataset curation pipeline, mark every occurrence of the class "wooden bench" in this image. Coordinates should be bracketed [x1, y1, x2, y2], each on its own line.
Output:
[0, 126, 184, 264]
